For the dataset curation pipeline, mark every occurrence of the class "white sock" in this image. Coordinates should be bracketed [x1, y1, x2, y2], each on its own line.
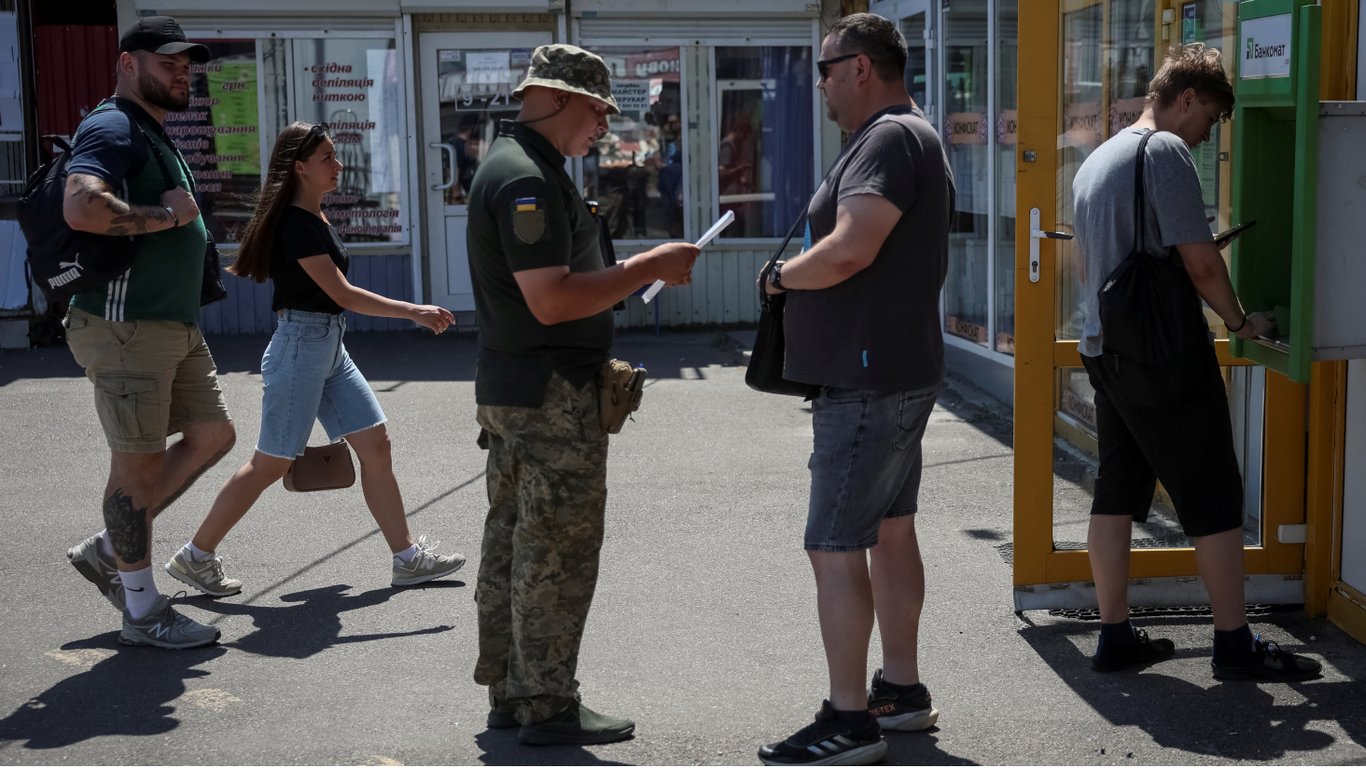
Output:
[185, 542, 213, 562]
[121, 566, 159, 620]
[393, 544, 418, 564]
[97, 530, 114, 559]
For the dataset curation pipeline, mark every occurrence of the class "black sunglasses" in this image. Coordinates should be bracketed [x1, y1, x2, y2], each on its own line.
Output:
[817, 52, 872, 80]
[292, 123, 331, 162]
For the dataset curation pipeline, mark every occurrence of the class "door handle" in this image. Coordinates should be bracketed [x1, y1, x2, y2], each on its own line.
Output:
[430, 142, 457, 191]
[1027, 207, 1074, 284]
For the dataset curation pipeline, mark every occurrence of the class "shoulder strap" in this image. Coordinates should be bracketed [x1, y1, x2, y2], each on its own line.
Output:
[99, 98, 181, 193]
[763, 208, 808, 271]
[1132, 130, 1156, 255]
[764, 110, 901, 272]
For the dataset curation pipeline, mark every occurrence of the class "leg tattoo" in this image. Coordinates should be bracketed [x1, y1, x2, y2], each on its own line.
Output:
[103, 488, 150, 562]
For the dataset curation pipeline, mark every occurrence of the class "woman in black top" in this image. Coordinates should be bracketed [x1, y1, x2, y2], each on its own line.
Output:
[166, 122, 465, 597]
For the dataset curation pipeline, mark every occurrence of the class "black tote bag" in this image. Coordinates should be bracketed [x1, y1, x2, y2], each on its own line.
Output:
[1098, 130, 1209, 365]
[746, 212, 820, 398]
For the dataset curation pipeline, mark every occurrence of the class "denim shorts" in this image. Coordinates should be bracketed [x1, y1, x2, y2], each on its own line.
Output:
[257, 309, 386, 459]
[805, 384, 939, 551]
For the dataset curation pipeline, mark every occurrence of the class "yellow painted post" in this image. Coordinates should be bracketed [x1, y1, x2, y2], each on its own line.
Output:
[1306, 362, 1345, 616]
[1012, 1, 1061, 586]
[1306, 0, 1359, 619]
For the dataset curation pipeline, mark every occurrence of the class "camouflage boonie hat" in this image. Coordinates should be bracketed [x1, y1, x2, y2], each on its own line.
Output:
[513, 44, 620, 114]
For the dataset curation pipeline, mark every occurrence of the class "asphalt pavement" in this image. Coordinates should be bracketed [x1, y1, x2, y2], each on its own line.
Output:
[0, 329, 1362, 766]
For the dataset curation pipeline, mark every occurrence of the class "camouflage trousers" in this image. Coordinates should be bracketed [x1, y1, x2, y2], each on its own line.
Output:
[473, 373, 608, 724]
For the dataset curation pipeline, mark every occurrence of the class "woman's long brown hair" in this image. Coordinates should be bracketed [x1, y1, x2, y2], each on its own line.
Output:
[229, 122, 330, 282]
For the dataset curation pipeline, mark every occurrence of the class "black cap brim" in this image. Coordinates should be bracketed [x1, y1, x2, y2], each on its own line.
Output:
[154, 41, 211, 64]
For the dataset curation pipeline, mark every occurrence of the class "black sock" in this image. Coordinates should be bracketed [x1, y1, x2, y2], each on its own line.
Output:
[1213, 624, 1255, 664]
[1097, 620, 1136, 654]
[831, 705, 878, 733]
[879, 677, 925, 695]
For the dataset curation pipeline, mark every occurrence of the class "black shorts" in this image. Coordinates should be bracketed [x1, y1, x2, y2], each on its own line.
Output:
[1081, 345, 1244, 538]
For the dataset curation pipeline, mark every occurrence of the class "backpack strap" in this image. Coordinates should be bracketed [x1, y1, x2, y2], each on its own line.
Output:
[86, 98, 183, 194]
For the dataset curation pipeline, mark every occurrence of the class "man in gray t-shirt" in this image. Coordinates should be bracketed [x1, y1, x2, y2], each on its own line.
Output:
[756, 14, 954, 767]
[1074, 128, 1212, 357]
[1072, 43, 1319, 683]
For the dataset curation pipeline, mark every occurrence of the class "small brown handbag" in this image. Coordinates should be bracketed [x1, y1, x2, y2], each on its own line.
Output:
[282, 442, 356, 492]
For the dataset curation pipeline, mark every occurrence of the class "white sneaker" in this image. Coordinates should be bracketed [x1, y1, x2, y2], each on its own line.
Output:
[391, 534, 465, 587]
[165, 547, 243, 597]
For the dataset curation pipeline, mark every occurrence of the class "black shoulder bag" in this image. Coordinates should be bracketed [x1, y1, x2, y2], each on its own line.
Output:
[745, 108, 921, 399]
[745, 210, 820, 398]
[1098, 130, 1209, 365]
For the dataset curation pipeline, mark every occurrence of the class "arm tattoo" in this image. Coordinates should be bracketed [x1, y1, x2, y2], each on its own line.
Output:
[66, 174, 171, 236]
[106, 210, 162, 237]
[102, 488, 150, 563]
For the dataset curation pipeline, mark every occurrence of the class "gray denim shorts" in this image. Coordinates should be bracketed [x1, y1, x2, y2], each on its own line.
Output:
[805, 384, 939, 551]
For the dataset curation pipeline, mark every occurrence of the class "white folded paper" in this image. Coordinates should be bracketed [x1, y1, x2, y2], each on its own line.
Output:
[641, 210, 736, 304]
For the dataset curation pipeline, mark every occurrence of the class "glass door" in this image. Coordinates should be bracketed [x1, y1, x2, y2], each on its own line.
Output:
[419, 32, 552, 311]
[1012, 0, 1308, 609]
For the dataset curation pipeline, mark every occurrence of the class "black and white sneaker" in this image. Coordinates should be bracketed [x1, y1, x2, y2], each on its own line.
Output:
[1212, 635, 1323, 682]
[867, 668, 940, 731]
[758, 700, 887, 766]
[1091, 628, 1176, 672]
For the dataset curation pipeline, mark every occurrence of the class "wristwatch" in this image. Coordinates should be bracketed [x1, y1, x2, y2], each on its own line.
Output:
[767, 261, 787, 291]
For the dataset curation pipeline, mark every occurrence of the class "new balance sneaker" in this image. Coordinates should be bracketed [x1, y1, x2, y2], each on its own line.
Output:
[758, 701, 887, 766]
[517, 700, 635, 746]
[391, 534, 466, 587]
[1212, 636, 1323, 682]
[165, 547, 243, 597]
[867, 668, 940, 732]
[119, 595, 221, 649]
[67, 532, 124, 612]
[1091, 628, 1176, 672]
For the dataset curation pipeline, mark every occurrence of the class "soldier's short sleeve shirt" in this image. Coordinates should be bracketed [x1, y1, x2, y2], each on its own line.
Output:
[466, 120, 613, 407]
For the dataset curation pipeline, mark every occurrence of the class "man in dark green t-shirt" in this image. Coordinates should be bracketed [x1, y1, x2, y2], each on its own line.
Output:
[466, 44, 697, 747]
[61, 16, 235, 650]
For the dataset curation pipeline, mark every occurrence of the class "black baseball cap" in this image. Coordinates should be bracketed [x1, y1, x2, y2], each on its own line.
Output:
[118, 16, 211, 63]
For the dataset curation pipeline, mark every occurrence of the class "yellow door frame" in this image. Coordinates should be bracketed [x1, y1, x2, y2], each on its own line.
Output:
[1308, 0, 1365, 643]
[1013, 0, 1308, 593]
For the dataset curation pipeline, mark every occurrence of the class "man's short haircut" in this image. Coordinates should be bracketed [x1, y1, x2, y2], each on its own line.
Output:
[827, 13, 908, 85]
[1147, 43, 1235, 119]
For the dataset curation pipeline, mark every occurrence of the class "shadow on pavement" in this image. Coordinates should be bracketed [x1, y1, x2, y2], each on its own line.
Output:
[884, 730, 979, 766]
[472, 729, 630, 766]
[186, 584, 457, 659]
[1018, 617, 1366, 760]
[0, 638, 226, 749]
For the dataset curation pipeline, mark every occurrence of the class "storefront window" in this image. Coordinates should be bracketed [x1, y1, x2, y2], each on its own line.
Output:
[714, 46, 814, 239]
[182, 34, 404, 247]
[584, 47, 685, 240]
[433, 46, 530, 207]
[899, 13, 933, 122]
[943, 1, 989, 347]
[1056, 3, 1105, 431]
[1056, 3, 1104, 350]
[292, 38, 404, 245]
[166, 40, 261, 245]
[994, 1, 1018, 355]
[1179, 1, 1235, 226]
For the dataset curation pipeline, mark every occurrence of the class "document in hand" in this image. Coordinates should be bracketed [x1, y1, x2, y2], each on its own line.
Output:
[641, 210, 736, 303]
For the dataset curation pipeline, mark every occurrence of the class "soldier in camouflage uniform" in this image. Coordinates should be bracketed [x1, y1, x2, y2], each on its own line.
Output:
[465, 44, 698, 747]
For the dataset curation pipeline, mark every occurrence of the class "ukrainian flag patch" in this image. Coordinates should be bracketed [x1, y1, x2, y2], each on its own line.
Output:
[512, 196, 547, 243]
